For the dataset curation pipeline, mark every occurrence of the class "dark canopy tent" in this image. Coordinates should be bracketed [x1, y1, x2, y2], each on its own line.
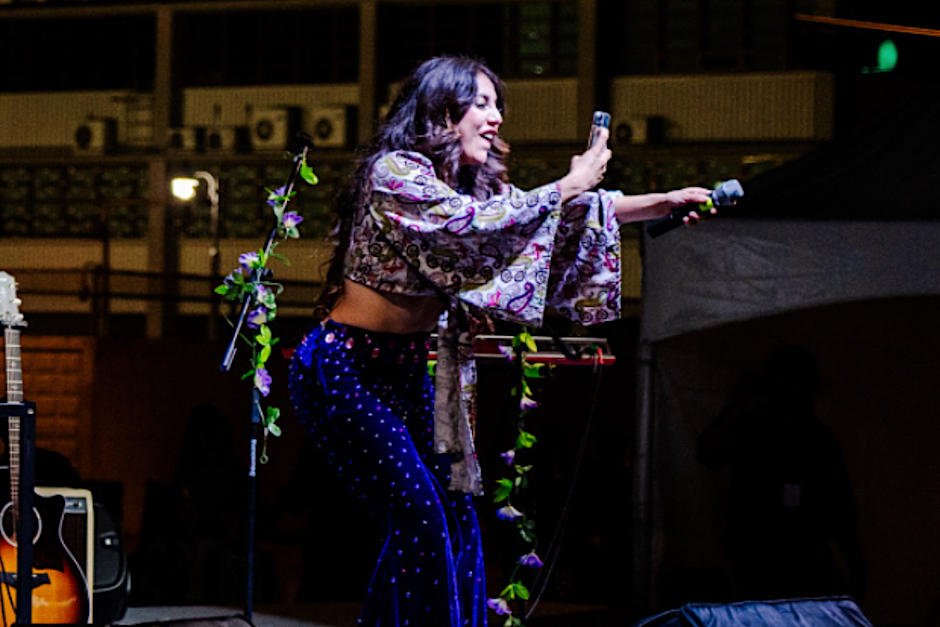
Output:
[633, 83, 940, 626]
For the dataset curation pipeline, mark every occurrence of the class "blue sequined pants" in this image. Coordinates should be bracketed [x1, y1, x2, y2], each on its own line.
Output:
[288, 319, 486, 626]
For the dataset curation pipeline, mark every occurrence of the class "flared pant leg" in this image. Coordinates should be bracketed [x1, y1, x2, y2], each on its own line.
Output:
[288, 321, 486, 626]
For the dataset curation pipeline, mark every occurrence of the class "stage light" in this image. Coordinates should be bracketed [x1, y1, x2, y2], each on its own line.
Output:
[171, 177, 199, 201]
[170, 171, 222, 339]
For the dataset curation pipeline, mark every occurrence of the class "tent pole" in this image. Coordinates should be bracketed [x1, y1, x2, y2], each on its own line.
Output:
[632, 339, 654, 616]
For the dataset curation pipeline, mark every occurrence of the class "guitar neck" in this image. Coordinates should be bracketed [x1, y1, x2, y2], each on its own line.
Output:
[4, 327, 21, 523]
[4, 328, 22, 404]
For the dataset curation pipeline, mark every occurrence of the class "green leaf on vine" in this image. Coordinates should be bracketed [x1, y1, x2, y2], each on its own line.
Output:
[501, 582, 530, 601]
[512, 330, 537, 353]
[516, 430, 537, 449]
[265, 406, 282, 437]
[270, 252, 290, 265]
[493, 478, 513, 503]
[524, 363, 545, 379]
[257, 344, 272, 366]
[523, 334, 538, 353]
[300, 161, 319, 185]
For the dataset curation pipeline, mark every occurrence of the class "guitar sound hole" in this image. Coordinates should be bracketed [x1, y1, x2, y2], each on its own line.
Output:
[0, 502, 42, 546]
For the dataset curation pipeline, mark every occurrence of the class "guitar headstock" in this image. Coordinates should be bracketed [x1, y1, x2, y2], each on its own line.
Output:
[0, 271, 27, 329]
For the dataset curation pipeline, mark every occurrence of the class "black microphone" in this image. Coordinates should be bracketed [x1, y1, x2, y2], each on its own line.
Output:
[646, 178, 743, 238]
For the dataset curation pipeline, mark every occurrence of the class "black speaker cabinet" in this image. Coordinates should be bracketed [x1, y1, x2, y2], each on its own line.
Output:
[93, 501, 129, 624]
[634, 596, 873, 627]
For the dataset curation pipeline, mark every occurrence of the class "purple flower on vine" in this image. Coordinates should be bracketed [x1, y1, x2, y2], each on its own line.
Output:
[500, 449, 516, 466]
[254, 368, 272, 396]
[518, 552, 544, 568]
[498, 345, 515, 361]
[247, 306, 268, 329]
[256, 284, 277, 308]
[497, 505, 523, 521]
[486, 598, 512, 616]
[239, 251, 260, 271]
[222, 270, 241, 286]
[520, 395, 539, 411]
[283, 211, 303, 229]
[267, 186, 288, 207]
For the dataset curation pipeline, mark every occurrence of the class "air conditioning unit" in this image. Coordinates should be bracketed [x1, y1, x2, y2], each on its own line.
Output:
[250, 106, 302, 152]
[167, 126, 206, 152]
[73, 118, 117, 154]
[308, 106, 353, 149]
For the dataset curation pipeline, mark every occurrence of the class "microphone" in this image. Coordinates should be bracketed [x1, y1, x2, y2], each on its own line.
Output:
[587, 110, 611, 148]
[646, 178, 743, 238]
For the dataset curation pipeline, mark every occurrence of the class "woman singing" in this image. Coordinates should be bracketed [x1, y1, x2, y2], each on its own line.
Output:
[288, 55, 711, 626]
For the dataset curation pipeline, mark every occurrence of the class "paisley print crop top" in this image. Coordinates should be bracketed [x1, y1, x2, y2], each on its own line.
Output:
[344, 150, 622, 326]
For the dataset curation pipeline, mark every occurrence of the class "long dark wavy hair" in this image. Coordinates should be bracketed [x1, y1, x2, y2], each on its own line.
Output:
[314, 55, 511, 316]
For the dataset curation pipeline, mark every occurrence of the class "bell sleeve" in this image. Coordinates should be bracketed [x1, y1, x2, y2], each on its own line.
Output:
[546, 190, 623, 325]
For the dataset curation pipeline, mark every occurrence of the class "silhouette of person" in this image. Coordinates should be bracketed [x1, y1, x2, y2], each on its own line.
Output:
[130, 404, 246, 605]
[697, 346, 866, 602]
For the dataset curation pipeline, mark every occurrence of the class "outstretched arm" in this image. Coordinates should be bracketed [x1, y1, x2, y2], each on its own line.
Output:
[613, 187, 715, 224]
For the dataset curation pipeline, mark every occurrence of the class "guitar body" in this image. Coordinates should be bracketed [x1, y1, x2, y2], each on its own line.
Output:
[0, 492, 87, 625]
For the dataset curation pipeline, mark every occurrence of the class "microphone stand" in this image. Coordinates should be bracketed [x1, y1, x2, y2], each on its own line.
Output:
[219, 137, 313, 625]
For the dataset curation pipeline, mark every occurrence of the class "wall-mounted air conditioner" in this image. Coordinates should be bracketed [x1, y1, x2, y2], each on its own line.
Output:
[250, 106, 302, 152]
[308, 106, 354, 149]
[73, 118, 117, 154]
[167, 126, 206, 152]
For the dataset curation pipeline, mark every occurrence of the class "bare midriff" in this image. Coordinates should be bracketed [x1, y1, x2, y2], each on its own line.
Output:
[327, 278, 444, 334]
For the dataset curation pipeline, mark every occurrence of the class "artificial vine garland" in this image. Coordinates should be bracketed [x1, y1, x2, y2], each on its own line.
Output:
[487, 329, 549, 626]
[214, 156, 319, 461]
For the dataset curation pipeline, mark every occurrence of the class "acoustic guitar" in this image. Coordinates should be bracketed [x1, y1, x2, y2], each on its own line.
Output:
[0, 271, 89, 624]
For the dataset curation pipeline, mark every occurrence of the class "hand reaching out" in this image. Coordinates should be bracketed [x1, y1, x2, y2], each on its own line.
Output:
[664, 187, 715, 226]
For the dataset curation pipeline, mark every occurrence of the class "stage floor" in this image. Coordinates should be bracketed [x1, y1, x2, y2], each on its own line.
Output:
[117, 603, 361, 627]
[116, 602, 617, 626]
